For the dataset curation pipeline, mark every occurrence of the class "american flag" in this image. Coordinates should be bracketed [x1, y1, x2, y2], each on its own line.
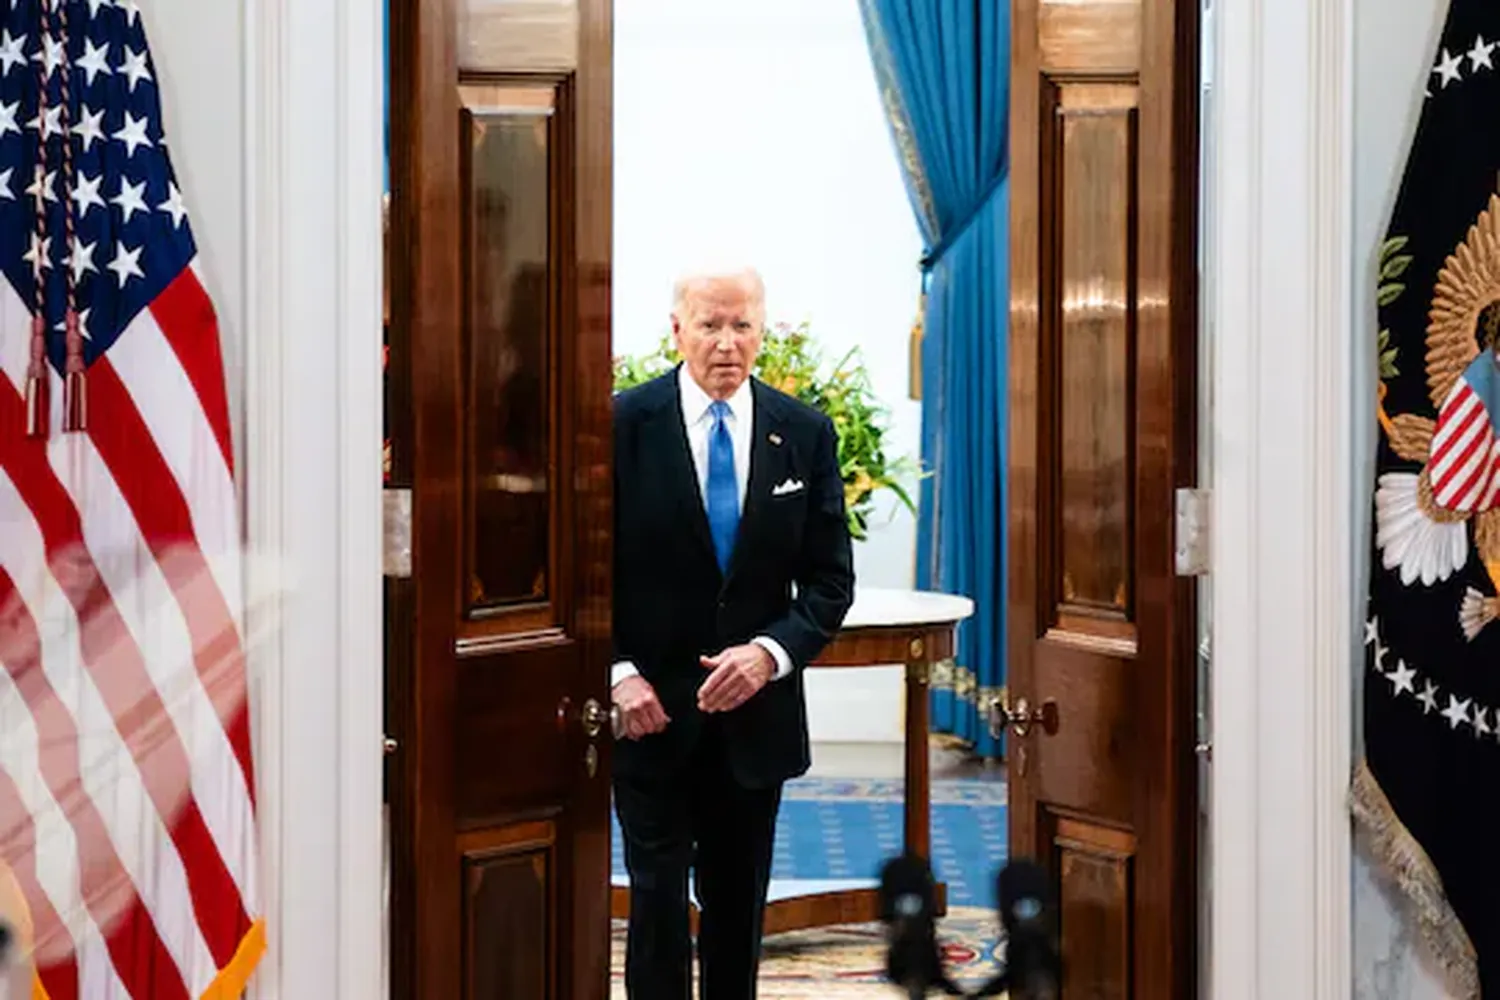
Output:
[0, 2, 261, 999]
[1430, 351, 1500, 513]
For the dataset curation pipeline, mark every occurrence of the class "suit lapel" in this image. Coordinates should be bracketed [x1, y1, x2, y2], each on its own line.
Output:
[643, 371, 717, 567]
[725, 380, 790, 584]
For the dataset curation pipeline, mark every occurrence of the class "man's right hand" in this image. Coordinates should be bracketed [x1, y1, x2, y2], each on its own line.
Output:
[612, 675, 670, 740]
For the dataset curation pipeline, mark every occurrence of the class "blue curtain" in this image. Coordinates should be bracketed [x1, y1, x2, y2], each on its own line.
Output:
[856, 0, 1009, 758]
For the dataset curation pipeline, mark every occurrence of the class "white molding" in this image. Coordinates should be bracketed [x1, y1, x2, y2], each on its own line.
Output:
[244, 0, 385, 994]
[241, 0, 283, 989]
[334, 0, 387, 993]
[1207, 0, 1354, 996]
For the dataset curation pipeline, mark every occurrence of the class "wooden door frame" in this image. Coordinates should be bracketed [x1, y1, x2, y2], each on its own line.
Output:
[241, 0, 387, 995]
[384, 0, 460, 986]
[1205, 0, 1355, 996]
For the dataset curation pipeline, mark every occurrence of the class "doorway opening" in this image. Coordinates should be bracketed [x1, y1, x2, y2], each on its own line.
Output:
[607, 0, 1005, 984]
[379, 0, 1204, 995]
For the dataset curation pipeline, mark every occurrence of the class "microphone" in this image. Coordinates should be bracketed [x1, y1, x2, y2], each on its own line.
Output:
[877, 853, 964, 998]
[972, 859, 1061, 999]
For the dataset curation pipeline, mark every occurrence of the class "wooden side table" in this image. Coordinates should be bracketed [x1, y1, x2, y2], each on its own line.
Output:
[609, 587, 976, 936]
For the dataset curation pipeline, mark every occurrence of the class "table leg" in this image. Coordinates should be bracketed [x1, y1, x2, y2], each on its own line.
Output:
[903, 642, 948, 915]
[903, 640, 931, 859]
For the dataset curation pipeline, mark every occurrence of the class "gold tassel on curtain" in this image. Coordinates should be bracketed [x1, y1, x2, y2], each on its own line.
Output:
[908, 291, 925, 401]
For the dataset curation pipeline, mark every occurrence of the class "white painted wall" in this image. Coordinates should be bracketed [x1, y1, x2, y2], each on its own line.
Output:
[1352, 0, 1455, 996]
[614, 0, 924, 744]
[147, 0, 246, 469]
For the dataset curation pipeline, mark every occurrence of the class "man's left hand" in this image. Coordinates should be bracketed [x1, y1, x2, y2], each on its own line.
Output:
[697, 644, 775, 713]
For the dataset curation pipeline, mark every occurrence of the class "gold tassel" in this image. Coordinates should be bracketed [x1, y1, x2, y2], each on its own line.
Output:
[1350, 761, 1479, 998]
[908, 291, 925, 401]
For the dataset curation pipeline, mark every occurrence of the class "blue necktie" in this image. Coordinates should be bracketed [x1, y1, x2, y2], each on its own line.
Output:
[705, 400, 739, 572]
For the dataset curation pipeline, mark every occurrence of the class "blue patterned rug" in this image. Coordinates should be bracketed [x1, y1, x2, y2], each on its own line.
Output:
[610, 776, 1009, 909]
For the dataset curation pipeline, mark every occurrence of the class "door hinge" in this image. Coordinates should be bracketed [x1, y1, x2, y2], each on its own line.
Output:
[383, 487, 412, 579]
[1174, 487, 1210, 576]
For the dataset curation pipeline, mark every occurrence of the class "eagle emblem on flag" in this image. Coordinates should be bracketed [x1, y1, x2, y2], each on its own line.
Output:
[1375, 193, 1500, 639]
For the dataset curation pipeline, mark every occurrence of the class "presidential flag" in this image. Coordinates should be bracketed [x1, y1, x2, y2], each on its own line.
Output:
[1354, 0, 1500, 994]
[0, 1, 262, 998]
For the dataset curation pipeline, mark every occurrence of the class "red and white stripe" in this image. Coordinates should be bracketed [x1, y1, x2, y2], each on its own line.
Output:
[0, 262, 260, 999]
[1429, 376, 1500, 513]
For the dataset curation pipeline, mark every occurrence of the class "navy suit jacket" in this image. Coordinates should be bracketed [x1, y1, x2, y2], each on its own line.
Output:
[611, 368, 855, 788]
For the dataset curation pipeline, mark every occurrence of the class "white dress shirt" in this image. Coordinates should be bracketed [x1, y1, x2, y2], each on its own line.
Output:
[681, 365, 753, 512]
[610, 369, 794, 689]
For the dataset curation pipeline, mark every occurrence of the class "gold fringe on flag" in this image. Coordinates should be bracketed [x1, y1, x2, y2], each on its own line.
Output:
[1350, 759, 1479, 999]
[29, 919, 266, 1000]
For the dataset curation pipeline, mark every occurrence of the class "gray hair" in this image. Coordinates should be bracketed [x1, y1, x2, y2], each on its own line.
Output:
[671, 265, 766, 312]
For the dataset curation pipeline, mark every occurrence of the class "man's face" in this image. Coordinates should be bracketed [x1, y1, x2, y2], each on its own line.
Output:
[672, 277, 764, 400]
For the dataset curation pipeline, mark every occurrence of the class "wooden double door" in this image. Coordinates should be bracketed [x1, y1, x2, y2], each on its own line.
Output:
[381, 0, 1201, 997]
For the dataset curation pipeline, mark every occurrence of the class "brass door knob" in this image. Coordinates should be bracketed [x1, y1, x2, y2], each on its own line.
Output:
[579, 697, 622, 740]
[557, 696, 623, 739]
[581, 697, 605, 738]
[988, 695, 1060, 740]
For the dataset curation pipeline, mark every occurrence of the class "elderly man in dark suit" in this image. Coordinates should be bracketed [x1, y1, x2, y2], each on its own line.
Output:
[611, 265, 855, 999]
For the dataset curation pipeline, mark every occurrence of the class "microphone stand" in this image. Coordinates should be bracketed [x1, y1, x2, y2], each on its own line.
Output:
[881, 857, 1060, 999]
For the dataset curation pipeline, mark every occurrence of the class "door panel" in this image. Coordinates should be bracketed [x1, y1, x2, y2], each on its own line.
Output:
[459, 0, 579, 73]
[461, 80, 560, 619]
[387, 0, 613, 997]
[1008, 0, 1198, 996]
[1054, 84, 1135, 622]
[461, 822, 558, 1000]
[1034, 644, 1132, 821]
[1052, 817, 1135, 996]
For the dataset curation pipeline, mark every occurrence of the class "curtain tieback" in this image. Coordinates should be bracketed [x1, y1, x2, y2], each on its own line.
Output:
[918, 166, 1008, 278]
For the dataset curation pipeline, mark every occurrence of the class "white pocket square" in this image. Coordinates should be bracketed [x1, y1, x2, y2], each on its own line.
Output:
[771, 478, 805, 497]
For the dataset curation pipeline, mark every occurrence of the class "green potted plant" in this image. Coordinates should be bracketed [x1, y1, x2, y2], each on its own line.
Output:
[613, 321, 920, 540]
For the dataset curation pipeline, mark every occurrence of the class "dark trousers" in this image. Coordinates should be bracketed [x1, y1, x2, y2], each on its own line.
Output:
[613, 721, 782, 1000]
